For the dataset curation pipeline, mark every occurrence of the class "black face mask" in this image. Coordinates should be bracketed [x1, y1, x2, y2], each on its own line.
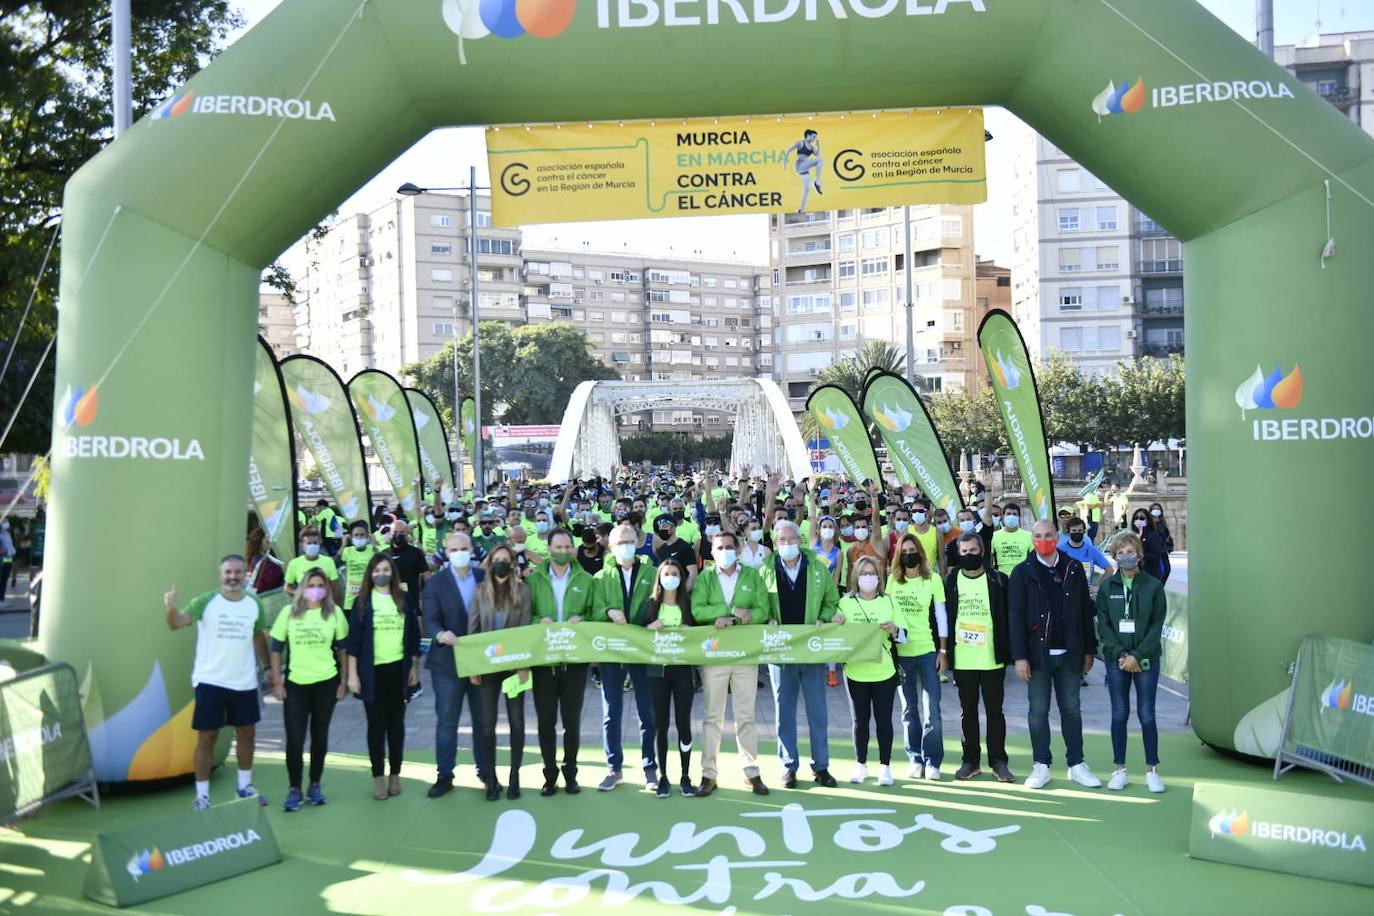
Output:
[901, 553, 921, 570]
[855, 501, 869, 512]
[571, 523, 585, 538]
[1069, 533, 1085, 545]
[491, 560, 512, 578]
[959, 553, 984, 571]
[672, 510, 684, 522]
[391, 535, 408, 547]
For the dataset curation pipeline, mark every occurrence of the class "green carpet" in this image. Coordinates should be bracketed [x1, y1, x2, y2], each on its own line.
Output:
[2, 732, 1371, 915]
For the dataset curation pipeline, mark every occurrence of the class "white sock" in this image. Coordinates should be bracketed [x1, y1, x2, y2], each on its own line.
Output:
[237, 769, 252, 790]
[196, 780, 210, 799]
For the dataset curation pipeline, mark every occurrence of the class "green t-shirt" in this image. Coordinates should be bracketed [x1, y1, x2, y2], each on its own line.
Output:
[1122, 573, 1134, 600]
[340, 544, 376, 609]
[270, 606, 349, 685]
[657, 603, 683, 628]
[991, 528, 1033, 571]
[887, 574, 946, 657]
[913, 526, 941, 573]
[676, 520, 701, 545]
[285, 555, 339, 588]
[370, 592, 405, 665]
[837, 594, 897, 683]
[952, 572, 998, 671]
[418, 516, 439, 555]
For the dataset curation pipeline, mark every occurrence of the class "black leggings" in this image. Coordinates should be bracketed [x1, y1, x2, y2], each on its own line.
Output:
[284, 677, 339, 788]
[847, 674, 898, 765]
[650, 666, 695, 783]
[365, 661, 407, 777]
[479, 673, 526, 780]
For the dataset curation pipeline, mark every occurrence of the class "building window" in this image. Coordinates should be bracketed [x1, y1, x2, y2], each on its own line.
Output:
[477, 238, 514, 256]
[431, 268, 453, 283]
[1058, 248, 1084, 273]
[785, 294, 831, 315]
[1098, 325, 1122, 351]
[1139, 238, 1183, 273]
[946, 309, 964, 331]
[1055, 168, 1080, 192]
[1097, 286, 1120, 309]
[588, 310, 604, 321]
[431, 243, 452, 256]
[837, 260, 856, 279]
[861, 288, 889, 308]
[837, 233, 855, 252]
[941, 217, 963, 238]
[1058, 208, 1080, 232]
[1059, 287, 1083, 310]
[839, 291, 857, 311]
[1096, 206, 1118, 231]
[433, 322, 454, 336]
[1095, 246, 1120, 270]
[860, 228, 883, 248]
[1061, 327, 1083, 351]
[430, 214, 452, 228]
[861, 257, 888, 277]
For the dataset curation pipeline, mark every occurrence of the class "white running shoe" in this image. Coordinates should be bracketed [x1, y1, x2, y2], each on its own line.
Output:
[1068, 763, 1103, 788]
[878, 766, 894, 786]
[1107, 768, 1129, 791]
[1146, 770, 1166, 794]
[924, 766, 942, 782]
[1024, 763, 1052, 789]
[849, 764, 869, 784]
[907, 763, 924, 779]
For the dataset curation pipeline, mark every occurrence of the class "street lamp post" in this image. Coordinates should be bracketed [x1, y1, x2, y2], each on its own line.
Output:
[399, 171, 489, 493]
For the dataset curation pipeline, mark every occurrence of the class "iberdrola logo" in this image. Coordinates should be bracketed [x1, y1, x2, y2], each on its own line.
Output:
[991, 351, 1021, 390]
[701, 636, 720, 651]
[260, 500, 289, 540]
[157, 92, 193, 118]
[60, 383, 99, 428]
[1235, 364, 1303, 418]
[1321, 678, 1354, 712]
[363, 394, 397, 423]
[338, 491, 361, 520]
[288, 384, 332, 415]
[463, 414, 476, 436]
[484, 642, 504, 659]
[817, 406, 849, 430]
[873, 403, 912, 433]
[442, 0, 576, 64]
[1208, 810, 1250, 838]
[126, 847, 166, 881]
[412, 408, 430, 429]
[1032, 487, 1050, 521]
[1092, 77, 1146, 120]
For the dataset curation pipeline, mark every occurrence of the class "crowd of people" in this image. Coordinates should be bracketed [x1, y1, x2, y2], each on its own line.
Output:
[167, 468, 1174, 811]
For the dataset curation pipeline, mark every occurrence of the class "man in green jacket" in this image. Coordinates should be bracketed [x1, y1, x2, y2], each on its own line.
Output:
[589, 524, 658, 792]
[694, 531, 772, 798]
[758, 520, 841, 788]
[528, 529, 595, 796]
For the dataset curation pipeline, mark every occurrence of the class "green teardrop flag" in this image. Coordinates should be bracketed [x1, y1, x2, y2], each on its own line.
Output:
[279, 356, 371, 526]
[249, 339, 297, 559]
[862, 371, 962, 520]
[978, 310, 1055, 522]
[460, 396, 477, 491]
[805, 384, 880, 484]
[349, 370, 422, 515]
[405, 388, 455, 501]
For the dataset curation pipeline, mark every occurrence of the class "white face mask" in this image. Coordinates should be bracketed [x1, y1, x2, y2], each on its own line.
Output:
[615, 543, 637, 562]
[858, 574, 880, 593]
[449, 550, 471, 569]
[717, 549, 738, 569]
[855, 527, 869, 541]
[748, 529, 764, 543]
[819, 527, 835, 541]
[660, 575, 681, 591]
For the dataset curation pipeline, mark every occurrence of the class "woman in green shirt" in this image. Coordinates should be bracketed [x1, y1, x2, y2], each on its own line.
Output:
[469, 544, 533, 801]
[345, 554, 421, 800]
[269, 568, 349, 812]
[645, 558, 699, 799]
[888, 533, 948, 780]
[836, 555, 901, 787]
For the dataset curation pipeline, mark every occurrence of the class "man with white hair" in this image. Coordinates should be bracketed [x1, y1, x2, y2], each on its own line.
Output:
[590, 523, 658, 791]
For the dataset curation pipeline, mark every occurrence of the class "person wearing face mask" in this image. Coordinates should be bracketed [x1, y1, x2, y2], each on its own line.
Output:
[1057, 516, 1116, 588]
[887, 534, 948, 780]
[836, 555, 902, 786]
[469, 545, 533, 801]
[345, 554, 421, 800]
[1130, 509, 1169, 583]
[947, 509, 984, 572]
[269, 568, 350, 811]
[1010, 520, 1102, 791]
[809, 514, 843, 581]
[693, 531, 772, 797]
[421, 531, 491, 798]
[165, 555, 272, 810]
[284, 527, 342, 604]
[846, 481, 889, 586]
[526, 510, 553, 561]
[527, 529, 594, 796]
[340, 520, 377, 611]
[907, 498, 944, 579]
[739, 519, 771, 569]
[1147, 503, 1173, 585]
[933, 508, 956, 565]
[653, 514, 700, 587]
[644, 559, 700, 798]
[885, 506, 913, 557]
[385, 521, 430, 615]
[990, 502, 1033, 571]
[667, 498, 701, 547]
[591, 524, 659, 791]
[576, 522, 607, 575]
[944, 534, 1015, 783]
[505, 525, 542, 578]
[695, 513, 724, 569]
[473, 513, 506, 559]
[1095, 532, 1168, 794]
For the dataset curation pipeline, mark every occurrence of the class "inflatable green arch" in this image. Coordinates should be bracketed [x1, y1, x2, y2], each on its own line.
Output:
[44, 0, 1374, 781]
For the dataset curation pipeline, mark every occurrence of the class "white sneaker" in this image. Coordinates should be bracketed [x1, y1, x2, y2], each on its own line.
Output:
[907, 763, 924, 779]
[1068, 763, 1103, 788]
[1146, 770, 1166, 794]
[878, 766, 894, 786]
[1024, 763, 1052, 789]
[849, 764, 869, 784]
[1107, 768, 1129, 791]
[924, 766, 942, 782]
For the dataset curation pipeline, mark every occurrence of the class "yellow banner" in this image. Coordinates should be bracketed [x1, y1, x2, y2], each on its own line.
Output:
[485, 109, 986, 226]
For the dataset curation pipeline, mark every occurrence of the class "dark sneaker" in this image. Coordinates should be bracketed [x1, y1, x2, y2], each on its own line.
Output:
[282, 788, 304, 812]
[955, 763, 982, 781]
[781, 771, 798, 789]
[748, 776, 770, 796]
[655, 778, 671, 799]
[564, 776, 581, 795]
[992, 762, 1016, 783]
[306, 783, 326, 806]
[679, 779, 697, 797]
[427, 777, 454, 798]
[644, 766, 658, 790]
[813, 769, 838, 788]
[541, 780, 558, 797]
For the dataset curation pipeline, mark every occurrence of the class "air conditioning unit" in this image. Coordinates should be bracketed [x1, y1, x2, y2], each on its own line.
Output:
[1125, 329, 1138, 339]
[1122, 296, 1134, 304]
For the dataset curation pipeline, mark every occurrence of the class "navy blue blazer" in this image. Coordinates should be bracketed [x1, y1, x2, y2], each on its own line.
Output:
[345, 591, 421, 704]
[420, 565, 485, 676]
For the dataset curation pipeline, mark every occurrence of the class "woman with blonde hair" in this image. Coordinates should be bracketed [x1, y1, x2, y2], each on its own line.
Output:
[887, 533, 948, 780]
[835, 554, 901, 786]
[469, 543, 533, 800]
[269, 567, 349, 811]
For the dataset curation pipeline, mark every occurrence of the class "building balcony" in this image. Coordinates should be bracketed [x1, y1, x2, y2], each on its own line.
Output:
[785, 246, 833, 262]
[1142, 342, 1184, 358]
[1317, 85, 1352, 110]
[1143, 303, 1184, 317]
[1139, 259, 1183, 275]
[1135, 218, 1171, 238]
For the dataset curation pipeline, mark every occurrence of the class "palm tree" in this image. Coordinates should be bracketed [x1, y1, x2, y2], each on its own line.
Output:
[799, 341, 911, 443]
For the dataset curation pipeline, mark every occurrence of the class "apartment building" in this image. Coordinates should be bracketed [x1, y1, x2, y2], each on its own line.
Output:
[257, 291, 299, 359]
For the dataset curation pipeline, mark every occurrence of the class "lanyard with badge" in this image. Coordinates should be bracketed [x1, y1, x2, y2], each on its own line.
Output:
[1116, 579, 1135, 635]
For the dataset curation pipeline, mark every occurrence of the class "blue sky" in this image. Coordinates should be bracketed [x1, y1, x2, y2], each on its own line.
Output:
[232, 0, 1373, 266]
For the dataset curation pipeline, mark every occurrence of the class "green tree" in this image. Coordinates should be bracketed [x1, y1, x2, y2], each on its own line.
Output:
[800, 341, 911, 443]
[928, 384, 1006, 456]
[1037, 351, 1110, 450]
[1, 2, 242, 453]
[1103, 354, 1186, 447]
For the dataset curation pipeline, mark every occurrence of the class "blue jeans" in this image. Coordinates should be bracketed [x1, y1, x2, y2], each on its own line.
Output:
[599, 662, 656, 773]
[768, 663, 829, 773]
[1026, 653, 1085, 766]
[897, 654, 943, 768]
[432, 668, 489, 780]
[1105, 661, 1160, 766]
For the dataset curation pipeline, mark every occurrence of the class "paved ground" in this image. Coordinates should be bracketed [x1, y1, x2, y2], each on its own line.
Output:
[1, 557, 1193, 779]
